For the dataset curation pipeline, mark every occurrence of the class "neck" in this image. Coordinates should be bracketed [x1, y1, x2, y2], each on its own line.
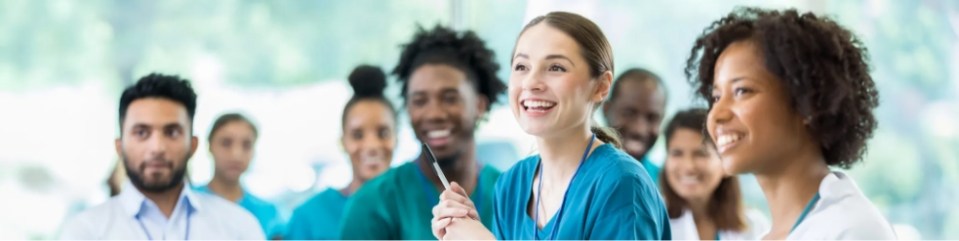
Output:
[536, 124, 596, 184]
[139, 182, 185, 218]
[687, 197, 712, 222]
[341, 178, 364, 197]
[207, 175, 244, 202]
[417, 140, 479, 194]
[756, 148, 830, 237]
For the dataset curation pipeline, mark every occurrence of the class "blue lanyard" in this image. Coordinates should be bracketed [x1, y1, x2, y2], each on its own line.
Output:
[790, 193, 821, 233]
[533, 133, 595, 240]
[416, 159, 484, 216]
[135, 207, 192, 240]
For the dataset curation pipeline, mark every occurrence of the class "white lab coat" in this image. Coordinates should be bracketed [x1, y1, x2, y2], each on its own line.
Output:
[669, 208, 769, 240]
[786, 171, 897, 239]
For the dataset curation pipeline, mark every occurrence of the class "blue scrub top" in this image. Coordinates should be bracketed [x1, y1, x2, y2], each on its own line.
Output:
[193, 185, 286, 239]
[285, 188, 349, 240]
[640, 155, 662, 186]
[491, 143, 671, 240]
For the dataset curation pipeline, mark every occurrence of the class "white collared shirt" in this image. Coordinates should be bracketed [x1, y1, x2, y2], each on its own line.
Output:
[787, 171, 897, 239]
[58, 181, 264, 240]
[669, 208, 769, 240]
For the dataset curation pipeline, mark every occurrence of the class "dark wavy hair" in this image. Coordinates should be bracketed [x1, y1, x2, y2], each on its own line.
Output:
[685, 7, 879, 169]
[392, 25, 505, 112]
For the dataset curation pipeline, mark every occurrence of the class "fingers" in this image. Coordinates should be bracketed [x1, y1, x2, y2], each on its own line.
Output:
[449, 182, 470, 198]
[432, 199, 474, 219]
[431, 216, 452, 240]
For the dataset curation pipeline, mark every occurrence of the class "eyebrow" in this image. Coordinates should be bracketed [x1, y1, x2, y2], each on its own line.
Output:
[545, 54, 575, 66]
[512, 53, 576, 67]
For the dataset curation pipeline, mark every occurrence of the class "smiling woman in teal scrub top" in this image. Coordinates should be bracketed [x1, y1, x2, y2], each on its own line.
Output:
[430, 11, 671, 240]
[285, 65, 398, 240]
[195, 113, 285, 239]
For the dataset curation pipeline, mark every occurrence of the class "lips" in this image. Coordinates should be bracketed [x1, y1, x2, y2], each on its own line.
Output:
[520, 99, 557, 117]
[714, 132, 744, 154]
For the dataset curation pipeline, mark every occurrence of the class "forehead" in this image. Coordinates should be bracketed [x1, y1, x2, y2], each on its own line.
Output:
[123, 97, 190, 128]
[514, 23, 582, 60]
[612, 78, 666, 108]
[345, 100, 395, 126]
[713, 40, 768, 87]
[407, 64, 473, 94]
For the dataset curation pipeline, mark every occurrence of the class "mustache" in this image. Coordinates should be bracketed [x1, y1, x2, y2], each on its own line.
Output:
[139, 159, 174, 171]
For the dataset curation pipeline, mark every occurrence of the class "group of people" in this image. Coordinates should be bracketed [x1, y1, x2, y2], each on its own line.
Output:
[60, 7, 898, 240]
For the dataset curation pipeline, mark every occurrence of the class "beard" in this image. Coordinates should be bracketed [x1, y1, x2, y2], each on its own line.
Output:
[122, 153, 189, 193]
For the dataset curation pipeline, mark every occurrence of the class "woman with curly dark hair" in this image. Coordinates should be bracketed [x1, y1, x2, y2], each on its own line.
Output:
[430, 11, 670, 240]
[686, 7, 895, 239]
[339, 25, 505, 240]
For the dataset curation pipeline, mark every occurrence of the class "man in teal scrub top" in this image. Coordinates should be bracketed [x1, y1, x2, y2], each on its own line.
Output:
[339, 25, 506, 240]
[602, 68, 668, 183]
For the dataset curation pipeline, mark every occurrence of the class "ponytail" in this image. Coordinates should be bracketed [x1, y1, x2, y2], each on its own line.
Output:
[590, 125, 622, 149]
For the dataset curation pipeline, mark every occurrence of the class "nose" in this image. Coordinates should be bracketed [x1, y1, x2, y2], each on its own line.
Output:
[709, 94, 733, 129]
[146, 131, 167, 157]
[520, 68, 546, 92]
[421, 97, 449, 123]
[360, 133, 384, 159]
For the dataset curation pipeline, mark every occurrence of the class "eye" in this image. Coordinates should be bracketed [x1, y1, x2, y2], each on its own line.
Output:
[378, 127, 391, 139]
[548, 64, 567, 72]
[134, 128, 148, 138]
[513, 64, 528, 71]
[442, 94, 459, 104]
[410, 97, 427, 107]
[166, 128, 181, 138]
[733, 87, 754, 97]
[351, 130, 363, 140]
[220, 139, 233, 148]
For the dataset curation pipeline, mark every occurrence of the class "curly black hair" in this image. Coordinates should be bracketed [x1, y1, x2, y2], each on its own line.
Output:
[119, 73, 198, 133]
[685, 7, 879, 169]
[392, 25, 505, 112]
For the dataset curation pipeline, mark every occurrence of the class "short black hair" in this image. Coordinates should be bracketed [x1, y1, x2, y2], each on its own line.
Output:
[685, 7, 878, 169]
[664, 108, 711, 148]
[118, 73, 198, 133]
[392, 25, 505, 112]
[608, 67, 667, 103]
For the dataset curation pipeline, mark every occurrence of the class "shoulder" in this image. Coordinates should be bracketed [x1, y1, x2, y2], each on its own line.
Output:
[197, 192, 259, 223]
[352, 162, 414, 198]
[59, 199, 124, 238]
[494, 155, 538, 191]
[798, 172, 896, 239]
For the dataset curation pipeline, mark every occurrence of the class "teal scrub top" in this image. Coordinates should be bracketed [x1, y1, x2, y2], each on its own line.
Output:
[285, 188, 349, 240]
[339, 161, 501, 240]
[640, 155, 662, 186]
[193, 185, 286, 238]
[491, 144, 671, 240]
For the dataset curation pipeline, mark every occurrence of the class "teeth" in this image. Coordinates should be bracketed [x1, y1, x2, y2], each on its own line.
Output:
[427, 129, 451, 138]
[716, 134, 742, 147]
[679, 175, 700, 184]
[523, 100, 556, 108]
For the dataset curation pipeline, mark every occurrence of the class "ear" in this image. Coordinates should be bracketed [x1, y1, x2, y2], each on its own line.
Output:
[115, 137, 123, 158]
[188, 135, 199, 159]
[475, 94, 490, 121]
[592, 71, 613, 103]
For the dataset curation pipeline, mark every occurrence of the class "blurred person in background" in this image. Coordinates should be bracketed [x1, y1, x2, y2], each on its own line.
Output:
[602, 68, 667, 184]
[285, 65, 398, 240]
[194, 113, 285, 239]
[660, 108, 769, 240]
[339, 25, 505, 239]
[59, 73, 263, 239]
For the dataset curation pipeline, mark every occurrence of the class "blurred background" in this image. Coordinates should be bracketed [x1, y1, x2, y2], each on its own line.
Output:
[0, 0, 956, 239]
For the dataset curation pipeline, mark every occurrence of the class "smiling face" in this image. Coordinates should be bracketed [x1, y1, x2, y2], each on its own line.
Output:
[406, 64, 487, 162]
[604, 77, 666, 159]
[707, 40, 808, 175]
[509, 23, 610, 138]
[665, 128, 724, 202]
[342, 100, 396, 181]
